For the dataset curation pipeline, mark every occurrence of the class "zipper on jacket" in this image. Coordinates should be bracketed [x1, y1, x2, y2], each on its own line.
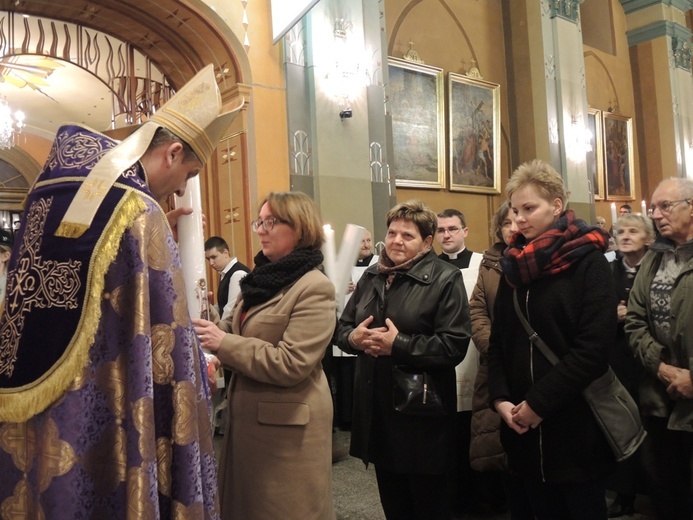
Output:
[525, 289, 546, 483]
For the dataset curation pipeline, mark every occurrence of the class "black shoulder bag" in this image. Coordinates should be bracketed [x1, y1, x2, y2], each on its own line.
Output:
[513, 289, 646, 462]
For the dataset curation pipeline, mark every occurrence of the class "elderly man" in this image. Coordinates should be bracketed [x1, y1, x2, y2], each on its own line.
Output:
[625, 177, 693, 520]
[0, 65, 240, 518]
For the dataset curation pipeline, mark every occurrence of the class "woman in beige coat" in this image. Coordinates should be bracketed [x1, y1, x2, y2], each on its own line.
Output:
[194, 192, 336, 520]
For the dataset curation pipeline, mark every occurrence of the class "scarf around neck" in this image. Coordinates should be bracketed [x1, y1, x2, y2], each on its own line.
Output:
[501, 210, 608, 288]
[240, 248, 324, 311]
[377, 246, 430, 289]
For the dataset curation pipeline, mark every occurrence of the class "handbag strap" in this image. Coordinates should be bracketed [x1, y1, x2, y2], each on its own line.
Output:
[512, 289, 560, 366]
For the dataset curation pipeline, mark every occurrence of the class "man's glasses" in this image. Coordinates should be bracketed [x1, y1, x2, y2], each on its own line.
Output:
[251, 217, 288, 232]
[435, 226, 464, 236]
[649, 199, 691, 215]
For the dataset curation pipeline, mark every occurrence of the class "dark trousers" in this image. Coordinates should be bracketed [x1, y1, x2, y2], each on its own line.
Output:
[641, 415, 693, 520]
[374, 466, 452, 520]
[523, 477, 607, 520]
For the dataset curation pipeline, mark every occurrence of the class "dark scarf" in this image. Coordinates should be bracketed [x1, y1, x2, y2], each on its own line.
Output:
[377, 246, 430, 289]
[240, 248, 324, 311]
[501, 210, 608, 288]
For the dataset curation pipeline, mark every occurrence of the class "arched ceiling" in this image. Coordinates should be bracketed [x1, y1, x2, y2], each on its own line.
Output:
[0, 0, 243, 88]
[0, 0, 247, 193]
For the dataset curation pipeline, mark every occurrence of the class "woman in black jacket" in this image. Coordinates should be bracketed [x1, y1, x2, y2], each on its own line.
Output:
[335, 200, 470, 520]
[488, 160, 617, 519]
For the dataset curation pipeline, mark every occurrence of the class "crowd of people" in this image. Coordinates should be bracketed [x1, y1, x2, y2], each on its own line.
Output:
[0, 64, 691, 519]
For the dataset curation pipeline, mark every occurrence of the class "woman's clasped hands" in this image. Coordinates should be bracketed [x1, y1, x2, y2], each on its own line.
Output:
[495, 399, 543, 435]
[348, 315, 398, 357]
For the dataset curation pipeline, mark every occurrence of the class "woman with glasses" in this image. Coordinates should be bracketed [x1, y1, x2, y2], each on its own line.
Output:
[335, 200, 470, 520]
[194, 192, 336, 520]
[488, 160, 617, 519]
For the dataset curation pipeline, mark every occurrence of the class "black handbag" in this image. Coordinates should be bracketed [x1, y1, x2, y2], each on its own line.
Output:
[512, 290, 646, 462]
[392, 365, 446, 416]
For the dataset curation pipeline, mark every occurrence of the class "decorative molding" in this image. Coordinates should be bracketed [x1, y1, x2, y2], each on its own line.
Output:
[291, 130, 312, 176]
[626, 19, 692, 47]
[548, 0, 581, 23]
[620, 0, 693, 15]
[672, 35, 692, 71]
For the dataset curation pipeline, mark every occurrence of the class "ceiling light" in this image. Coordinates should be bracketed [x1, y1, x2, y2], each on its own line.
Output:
[0, 97, 25, 149]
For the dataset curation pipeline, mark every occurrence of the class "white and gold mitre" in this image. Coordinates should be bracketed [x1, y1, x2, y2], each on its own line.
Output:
[55, 64, 243, 239]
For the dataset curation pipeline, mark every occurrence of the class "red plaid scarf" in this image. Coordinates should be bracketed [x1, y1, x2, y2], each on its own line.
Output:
[500, 210, 609, 288]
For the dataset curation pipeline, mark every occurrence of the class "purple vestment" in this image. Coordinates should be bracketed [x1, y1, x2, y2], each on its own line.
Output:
[0, 125, 219, 518]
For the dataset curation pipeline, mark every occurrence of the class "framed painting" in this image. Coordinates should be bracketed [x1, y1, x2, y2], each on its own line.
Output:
[387, 57, 445, 189]
[587, 108, 604, 201]
[603, 112, 634, 201]
[447, 72, 500, 194]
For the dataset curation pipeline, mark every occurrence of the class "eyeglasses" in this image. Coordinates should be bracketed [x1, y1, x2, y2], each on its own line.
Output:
[649, 199, 691, 215]
[435, 226, 464, 235]
[251, 217, 288, 232]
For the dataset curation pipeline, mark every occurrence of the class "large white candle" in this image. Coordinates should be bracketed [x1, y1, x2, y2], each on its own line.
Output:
[322, 224, 337, 286]
[334, 224, 365, 314]
[610, 203, 617, 227]
[175, 175, 209, 320]
[641, 200, 647, 216]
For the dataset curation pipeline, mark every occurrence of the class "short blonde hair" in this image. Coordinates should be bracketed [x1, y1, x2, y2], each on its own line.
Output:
[386, 200, 437, 239]
[260, 192, 324, 251]
[615, 214, 655, 242]
[506, 159, 569, 206]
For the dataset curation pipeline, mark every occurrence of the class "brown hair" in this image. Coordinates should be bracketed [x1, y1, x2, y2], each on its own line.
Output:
[506, 159, 569, 206]
[437, 208, 467, 228]
[386, 200, 437, 239]
[490, 200, 513, 242]
[260, 192, 324, 251]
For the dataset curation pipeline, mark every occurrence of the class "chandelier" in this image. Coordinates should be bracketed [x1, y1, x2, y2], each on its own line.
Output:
[0, 97, 25, 149]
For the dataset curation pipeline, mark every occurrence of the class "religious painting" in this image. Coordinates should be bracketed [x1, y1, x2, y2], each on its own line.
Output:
[603, 112, 634, 201]
[447, 72, 500, 194]
[587, 108, 604, 201]
[388, 57, 445, 189]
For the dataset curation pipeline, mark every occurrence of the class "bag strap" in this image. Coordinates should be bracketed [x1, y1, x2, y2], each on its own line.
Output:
[512, 289, 560, 366]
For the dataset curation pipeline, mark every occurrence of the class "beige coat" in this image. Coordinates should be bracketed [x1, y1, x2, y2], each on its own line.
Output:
[216, 269, 336, 520]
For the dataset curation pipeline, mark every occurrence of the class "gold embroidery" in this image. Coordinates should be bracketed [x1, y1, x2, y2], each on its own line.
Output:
[0, 422, 36, 473]
[172, 500, 204, 520]
[53, 129, 108, 171]
[37, 418, 77, 493]
[109, 272, 149, 339]
[130, 211, 172, 272]
[172, 267, 190, 328]
[0, 198, 82, 377]
[0, 479, 45, 520]
[126, 465, 156, 520]
[96, 354, 127, 420]
[132, 397, 155, 463]
[81, 179, 108, 202]
[152, 324, 175, 385]
[83, 424, 127, 496]
[156, 437, 172, 497]
[172, 381, 197, 446]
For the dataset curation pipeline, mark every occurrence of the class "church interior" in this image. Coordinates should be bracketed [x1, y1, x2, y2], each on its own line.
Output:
[0, 0, 691, 282]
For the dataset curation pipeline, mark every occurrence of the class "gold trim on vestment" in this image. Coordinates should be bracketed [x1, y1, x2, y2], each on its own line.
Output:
[0, 191, 147, 422]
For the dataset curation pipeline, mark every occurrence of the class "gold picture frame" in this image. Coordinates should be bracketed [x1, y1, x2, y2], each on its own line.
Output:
[603, 112, 634, 201]
[447, 72, 500, 194]
[388, 57, 445, 189]
[587, 108, 604, 201]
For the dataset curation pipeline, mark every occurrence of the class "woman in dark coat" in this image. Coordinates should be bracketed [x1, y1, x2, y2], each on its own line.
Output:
[335, 200, 470, 520]
[488, 160, 617, 519]
[605, 213, 653, 517]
